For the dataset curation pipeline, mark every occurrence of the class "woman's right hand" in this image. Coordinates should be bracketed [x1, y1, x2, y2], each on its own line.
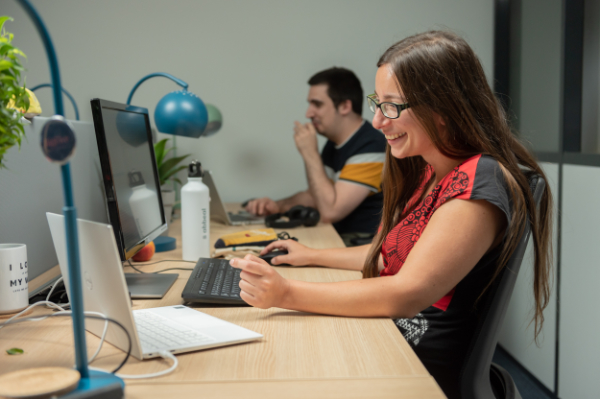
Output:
[260, 239, 317, 267]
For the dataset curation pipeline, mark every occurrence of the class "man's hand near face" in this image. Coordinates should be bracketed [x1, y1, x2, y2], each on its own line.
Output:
[293, 121, 320, 159]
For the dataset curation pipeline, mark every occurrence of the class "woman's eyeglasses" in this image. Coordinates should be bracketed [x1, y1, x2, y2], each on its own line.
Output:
[366, 94, 410, 119]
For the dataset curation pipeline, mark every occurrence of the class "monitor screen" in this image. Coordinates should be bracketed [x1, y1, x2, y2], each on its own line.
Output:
[90, 99, 167, 261]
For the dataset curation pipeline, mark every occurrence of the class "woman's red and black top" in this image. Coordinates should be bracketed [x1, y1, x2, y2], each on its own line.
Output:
[381, 154, 511, 399]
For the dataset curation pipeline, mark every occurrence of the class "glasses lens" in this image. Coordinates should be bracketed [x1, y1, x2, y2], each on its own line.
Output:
[382, 103, 399, 118]
[367, 97, 377, 113]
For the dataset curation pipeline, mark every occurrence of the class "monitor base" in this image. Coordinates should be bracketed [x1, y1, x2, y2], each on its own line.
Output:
[124, 273, 178, 299]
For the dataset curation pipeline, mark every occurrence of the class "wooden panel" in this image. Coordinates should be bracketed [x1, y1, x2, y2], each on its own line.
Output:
[125, 377, 445, 399]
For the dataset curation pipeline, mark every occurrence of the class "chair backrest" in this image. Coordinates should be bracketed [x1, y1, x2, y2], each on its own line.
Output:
[460, 173, 546, 399]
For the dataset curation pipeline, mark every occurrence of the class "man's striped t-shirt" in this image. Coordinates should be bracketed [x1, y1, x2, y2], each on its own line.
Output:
[320, 120, 386, 234]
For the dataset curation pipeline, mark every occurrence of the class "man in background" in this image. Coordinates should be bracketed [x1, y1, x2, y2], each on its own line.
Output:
[246, 67, 386, 245]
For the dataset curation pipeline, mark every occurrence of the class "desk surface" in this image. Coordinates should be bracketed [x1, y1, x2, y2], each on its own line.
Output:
[0, 210, 445, 399]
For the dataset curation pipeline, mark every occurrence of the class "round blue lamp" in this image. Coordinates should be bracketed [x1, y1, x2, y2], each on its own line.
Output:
[126, 73, 217, 252]
[126, 73, 208, 138]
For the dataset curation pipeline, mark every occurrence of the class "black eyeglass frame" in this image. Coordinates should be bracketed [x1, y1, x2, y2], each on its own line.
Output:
[366, 94, 410, 119]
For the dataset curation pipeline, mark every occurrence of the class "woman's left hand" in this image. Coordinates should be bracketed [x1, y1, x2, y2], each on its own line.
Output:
[229, 254, 291, 309]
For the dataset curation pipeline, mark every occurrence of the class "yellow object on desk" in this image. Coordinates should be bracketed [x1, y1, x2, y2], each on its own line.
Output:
[214, 228, 278, 248]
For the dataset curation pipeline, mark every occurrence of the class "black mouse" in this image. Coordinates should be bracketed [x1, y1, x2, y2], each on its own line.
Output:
[259, 249, 290, 266]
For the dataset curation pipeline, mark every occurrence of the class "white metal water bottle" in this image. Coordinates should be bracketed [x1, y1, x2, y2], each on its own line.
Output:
[181, 160, 210, 261]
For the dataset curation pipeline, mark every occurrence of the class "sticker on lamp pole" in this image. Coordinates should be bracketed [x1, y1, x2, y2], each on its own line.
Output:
[40, 115, 76, 164]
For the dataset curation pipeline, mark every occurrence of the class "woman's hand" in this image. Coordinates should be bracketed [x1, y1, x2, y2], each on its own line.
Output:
[229, 254, 291, 309]
[260, 239, 317, 266]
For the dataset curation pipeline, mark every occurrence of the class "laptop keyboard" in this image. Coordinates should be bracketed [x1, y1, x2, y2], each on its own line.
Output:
[134, 310, 215, 352]
[181, 258, 246, 305]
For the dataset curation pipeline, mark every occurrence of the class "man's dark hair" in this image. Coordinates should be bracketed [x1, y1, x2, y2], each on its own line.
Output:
[308, 67, 363, 115]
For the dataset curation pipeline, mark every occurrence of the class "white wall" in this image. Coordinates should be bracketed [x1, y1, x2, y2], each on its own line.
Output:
[2, 0, 494, 202]
[559, 164, 600, 398]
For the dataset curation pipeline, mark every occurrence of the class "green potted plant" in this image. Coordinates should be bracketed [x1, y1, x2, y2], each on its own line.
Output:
[0, 16, 33, 314]
[0, 16, 30, 170]
[154, 138, 191, 225]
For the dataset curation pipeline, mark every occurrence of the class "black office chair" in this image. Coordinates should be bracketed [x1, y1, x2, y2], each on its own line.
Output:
[459, 173, 546, 399]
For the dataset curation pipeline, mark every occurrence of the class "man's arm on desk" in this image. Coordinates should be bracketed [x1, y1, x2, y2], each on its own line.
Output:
[245, 190, 315, 216]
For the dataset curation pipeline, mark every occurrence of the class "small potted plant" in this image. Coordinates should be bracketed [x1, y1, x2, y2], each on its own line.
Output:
[0, 16, 31, 170]
[0, 16, 33, 315]
[154, 138, 191, 225]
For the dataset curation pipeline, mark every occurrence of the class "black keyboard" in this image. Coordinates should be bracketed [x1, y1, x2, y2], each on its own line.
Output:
[181, 258, 247, 305]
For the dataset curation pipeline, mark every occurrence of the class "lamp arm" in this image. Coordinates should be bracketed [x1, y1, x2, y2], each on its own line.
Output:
[30, 84, 80, 120]
[16, 0, 64, 117]
[16, 0, 89, 379]
[126, 72, 189, 105]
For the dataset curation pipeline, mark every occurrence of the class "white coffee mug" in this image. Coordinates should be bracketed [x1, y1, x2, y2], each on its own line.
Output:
[0, 244, 29, 314]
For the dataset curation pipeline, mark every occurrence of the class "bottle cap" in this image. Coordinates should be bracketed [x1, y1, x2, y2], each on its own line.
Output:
[128, 170, 145, 187]
[188, 160, 203, 177]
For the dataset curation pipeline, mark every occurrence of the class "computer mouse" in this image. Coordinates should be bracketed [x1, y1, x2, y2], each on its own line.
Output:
[259, 249, 290, 266]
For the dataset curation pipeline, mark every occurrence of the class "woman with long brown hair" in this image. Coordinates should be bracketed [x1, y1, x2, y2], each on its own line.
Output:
[230, 30, 552, 398]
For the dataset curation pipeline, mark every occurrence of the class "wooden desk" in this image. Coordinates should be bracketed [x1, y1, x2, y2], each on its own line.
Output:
[0, 212, 445, 399]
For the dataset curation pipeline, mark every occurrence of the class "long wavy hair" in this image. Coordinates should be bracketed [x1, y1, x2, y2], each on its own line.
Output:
[363, 31, 553, 339]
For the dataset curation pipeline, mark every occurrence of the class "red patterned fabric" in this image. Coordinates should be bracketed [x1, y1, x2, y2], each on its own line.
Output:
[384, 154, 512, 399]
[380, 154, 480, 311]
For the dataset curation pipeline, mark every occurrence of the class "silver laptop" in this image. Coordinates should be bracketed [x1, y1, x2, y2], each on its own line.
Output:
[203, 170, 265, 225]
[46, 212, 262, 360]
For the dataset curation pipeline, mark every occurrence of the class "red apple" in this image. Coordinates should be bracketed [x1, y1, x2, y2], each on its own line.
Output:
[132, 241, 156, 262]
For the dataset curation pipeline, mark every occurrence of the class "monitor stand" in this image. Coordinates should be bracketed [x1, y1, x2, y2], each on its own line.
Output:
[124, 273, 178, 299]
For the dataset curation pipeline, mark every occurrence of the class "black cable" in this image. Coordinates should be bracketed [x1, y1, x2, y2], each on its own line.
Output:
[1, 313, 131, 374]
[127, 259, 194, 274]
[155, 267, 194, 273]
[128, 259, 195, 267]
[127, 263, 147, 274]
[128, 263, 192, 274]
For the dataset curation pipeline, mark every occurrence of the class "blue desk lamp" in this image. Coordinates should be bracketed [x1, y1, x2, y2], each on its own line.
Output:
[126, 73, 212, 252]
[16, 0, 124, 395]
[30, 83, 80, 120]
[126, 72, 208, 138]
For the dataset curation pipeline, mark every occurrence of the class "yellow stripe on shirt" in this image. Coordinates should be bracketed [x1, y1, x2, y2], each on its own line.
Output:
[338, 162, 384, 192]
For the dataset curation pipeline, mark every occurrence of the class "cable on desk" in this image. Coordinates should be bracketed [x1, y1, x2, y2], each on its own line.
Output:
[128, 259, 196, 267]
[127, 259, 193, 274]
[92, 350, 179, 379]
[155, 267, 194, 273]
[45, 276, 70, 308]
[0, 310, 131, 373]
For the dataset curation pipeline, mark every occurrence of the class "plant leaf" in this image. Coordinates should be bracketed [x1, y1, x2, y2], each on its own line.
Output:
[0, 16, 12, 33]
[0, 59, 13, 72]
[159, 156, 190, 181]
[153, 138, 168, 165]
[6, 347, 24, 355]
[162, 165, 188, 184]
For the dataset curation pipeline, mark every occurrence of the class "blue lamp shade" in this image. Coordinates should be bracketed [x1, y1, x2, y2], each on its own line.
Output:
[154, 90, 208, 138]
[116, 106, 149, 147]
[203, 103, 223, 137]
